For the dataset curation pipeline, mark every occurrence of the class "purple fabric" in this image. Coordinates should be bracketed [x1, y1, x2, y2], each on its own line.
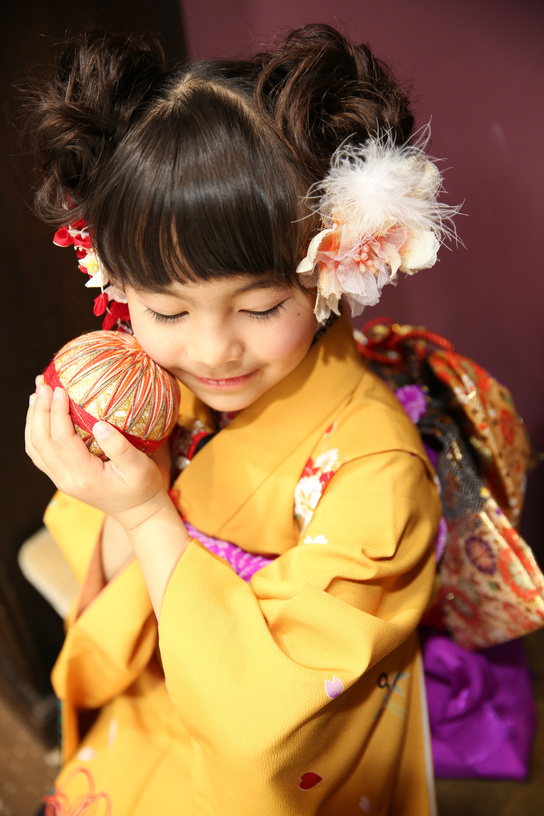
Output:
[395, 384, 427, 423]
[394, 385, 447, 562]
[185, 522, 276, 582]
[422, 628, 537, 779]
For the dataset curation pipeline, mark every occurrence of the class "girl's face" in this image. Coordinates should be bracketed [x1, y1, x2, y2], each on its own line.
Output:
[124, 276, 319, 412]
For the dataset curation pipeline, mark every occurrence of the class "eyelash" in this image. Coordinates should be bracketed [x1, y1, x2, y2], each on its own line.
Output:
[245, 301, 287, 320]
[147, 301, 287, 324]
[147, 309, 187, 324]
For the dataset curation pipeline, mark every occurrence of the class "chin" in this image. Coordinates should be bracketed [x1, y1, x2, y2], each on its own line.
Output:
[182, 373, 266, 413]
[201, 393, 255, 413]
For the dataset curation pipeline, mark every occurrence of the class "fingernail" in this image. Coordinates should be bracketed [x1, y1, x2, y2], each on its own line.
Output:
[93, 421, 111, 439]
[52, 387, 63, 401]
[36, 385, 44, 397]
[29, 394, 36, 406]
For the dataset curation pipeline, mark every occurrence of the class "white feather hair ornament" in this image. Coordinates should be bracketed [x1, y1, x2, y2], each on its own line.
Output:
[296, 131, 459, 322]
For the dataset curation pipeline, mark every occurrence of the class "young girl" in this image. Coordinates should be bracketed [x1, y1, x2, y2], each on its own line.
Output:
[24, 24, 447, 815]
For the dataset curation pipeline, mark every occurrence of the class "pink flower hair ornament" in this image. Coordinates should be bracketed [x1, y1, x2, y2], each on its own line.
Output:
[296, 132, 459, 322]
[53, 219, 131, 331]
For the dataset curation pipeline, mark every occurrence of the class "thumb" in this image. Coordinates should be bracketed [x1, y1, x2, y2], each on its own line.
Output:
[93, 421, 155, 487]
[93, 421, 136, 462]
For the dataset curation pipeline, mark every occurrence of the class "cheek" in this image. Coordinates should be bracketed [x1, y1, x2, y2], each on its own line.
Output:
[264, 318, 316, 364]
[131, 320, 177, 369]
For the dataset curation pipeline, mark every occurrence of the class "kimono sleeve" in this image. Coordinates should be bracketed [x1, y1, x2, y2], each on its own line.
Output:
[45, 492, 156, 709]
[158, 448, 439, 763]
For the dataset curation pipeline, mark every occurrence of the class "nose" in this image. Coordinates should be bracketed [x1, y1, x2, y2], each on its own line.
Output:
[185, 322, 243, 371]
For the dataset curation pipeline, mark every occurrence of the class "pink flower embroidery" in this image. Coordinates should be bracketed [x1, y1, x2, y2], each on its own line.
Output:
[325, 676, 344, 699]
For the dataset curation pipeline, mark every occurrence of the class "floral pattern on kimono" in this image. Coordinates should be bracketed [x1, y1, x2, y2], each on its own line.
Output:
[294, 423, 344, 535]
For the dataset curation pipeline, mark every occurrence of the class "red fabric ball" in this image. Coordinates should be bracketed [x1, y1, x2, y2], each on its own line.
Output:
[44, 331, 180, 459]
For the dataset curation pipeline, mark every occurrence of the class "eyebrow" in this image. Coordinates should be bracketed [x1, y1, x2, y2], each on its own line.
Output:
[134, 277, 287, 299]
[233, 278, 287, 295]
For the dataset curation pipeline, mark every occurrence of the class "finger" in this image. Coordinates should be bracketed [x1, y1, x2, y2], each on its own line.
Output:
[25, 391, 44, 467]
[25, 392, 36, 451]
[93, 422, 155, 486]
[26, 384, 54, 472]
[49, 386, 80, 444]
[93, 421, 138, 466]
[48, 388, 108, 479]
[29, 384, 54, 451]
[30, 385, 85, 471]
[35, 374, 45, 388]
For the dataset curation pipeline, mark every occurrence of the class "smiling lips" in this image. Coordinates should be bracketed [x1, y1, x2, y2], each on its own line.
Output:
[191, 370, 258, 390]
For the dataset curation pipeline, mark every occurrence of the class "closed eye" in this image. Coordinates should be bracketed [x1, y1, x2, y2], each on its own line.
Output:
[146, 308, 188, 324]
[146, 299, 287, 324]
[244, 301, 287, 320]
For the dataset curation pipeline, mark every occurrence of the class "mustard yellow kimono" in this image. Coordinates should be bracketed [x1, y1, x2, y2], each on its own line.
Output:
[45, 314, 441, 815]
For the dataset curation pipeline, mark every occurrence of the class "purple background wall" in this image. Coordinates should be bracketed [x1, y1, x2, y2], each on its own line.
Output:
[180, 0, 544, 550]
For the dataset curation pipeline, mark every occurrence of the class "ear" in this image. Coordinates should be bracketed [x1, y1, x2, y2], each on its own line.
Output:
[106, 280, 129, 302]
[110, 277, 126, 295]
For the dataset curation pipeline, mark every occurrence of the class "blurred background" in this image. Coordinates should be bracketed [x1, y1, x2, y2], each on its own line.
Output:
[1, 0, 542, 813]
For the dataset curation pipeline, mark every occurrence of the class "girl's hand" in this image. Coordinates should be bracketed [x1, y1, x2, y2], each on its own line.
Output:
[26, 384, 169, 531]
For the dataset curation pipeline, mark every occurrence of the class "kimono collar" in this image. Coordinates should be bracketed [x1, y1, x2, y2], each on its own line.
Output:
[175, 313, 367, 552]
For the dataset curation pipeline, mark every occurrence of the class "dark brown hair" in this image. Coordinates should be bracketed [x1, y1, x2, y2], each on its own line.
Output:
[21, 25, 413, 290]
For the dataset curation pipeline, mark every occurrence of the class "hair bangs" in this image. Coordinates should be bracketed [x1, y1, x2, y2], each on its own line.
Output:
[92, 80, 309, 291]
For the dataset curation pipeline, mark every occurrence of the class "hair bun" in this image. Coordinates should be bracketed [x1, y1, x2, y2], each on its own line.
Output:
[255, 24, 414, 182]
[22, 30, 168, 225]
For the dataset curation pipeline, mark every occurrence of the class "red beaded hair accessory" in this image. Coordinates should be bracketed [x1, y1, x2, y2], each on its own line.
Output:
[53, 219, 131, 331]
